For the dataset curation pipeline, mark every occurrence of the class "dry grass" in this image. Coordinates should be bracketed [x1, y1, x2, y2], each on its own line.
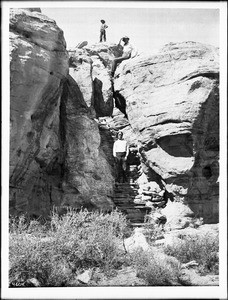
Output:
[9, 209, 219, 287]
[9, 208, 130, 287]
[131, 248, 181, 286]
[164, 232, 219, 275]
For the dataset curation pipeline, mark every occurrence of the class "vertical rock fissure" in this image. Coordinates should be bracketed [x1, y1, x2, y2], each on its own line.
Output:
[113, 90, 128, 119]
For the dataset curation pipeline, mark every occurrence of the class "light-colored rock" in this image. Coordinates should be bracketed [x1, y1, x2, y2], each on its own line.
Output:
[26, 278, 40, 287]
[10, 8, 69, 216]
[136, 173, 148, 185]
[114, 41, 219, 223]
[145, 201, 154, 208]
[107, 107, 130, 130]
[161, 201, 195, 230]
[69, 43, 123, 117]
[124, 228, 150, 252]
[142, 181, 162, 193]
[69, 60, 93, 110]
[76, 269, 93, 284]
[133, 198, 144, 205]
[75, 41, 88, 49]
[141, 195, 152, 202]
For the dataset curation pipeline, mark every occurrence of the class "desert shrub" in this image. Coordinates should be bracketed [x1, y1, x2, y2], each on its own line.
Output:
[9, 208, 130, 287]
[164, 232, 219, 275]
[131, 248, 181, 286]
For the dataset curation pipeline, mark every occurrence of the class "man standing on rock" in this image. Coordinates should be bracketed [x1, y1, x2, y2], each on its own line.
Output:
[100, 19, 108, 42]
[113, 131, 129, 183]
[110, 36, 133, 77]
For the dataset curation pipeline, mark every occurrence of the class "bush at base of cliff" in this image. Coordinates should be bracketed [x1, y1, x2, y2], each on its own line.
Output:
[9, 208, 130, 287]
[164, 232, 219, 275]
[131, 248, 181, 286]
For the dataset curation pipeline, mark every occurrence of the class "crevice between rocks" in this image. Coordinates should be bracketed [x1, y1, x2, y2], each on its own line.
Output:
[113, 90, 128, 119]
[182, 72, 219, 82]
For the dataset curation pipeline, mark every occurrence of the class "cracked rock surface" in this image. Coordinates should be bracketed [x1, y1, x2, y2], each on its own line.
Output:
[113, 41, 219, 223]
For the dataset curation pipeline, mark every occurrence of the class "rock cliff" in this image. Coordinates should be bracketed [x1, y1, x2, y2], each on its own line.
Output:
[113, 41, 219, 224]
[9, 9, 114, 216]
[9, 9, 219, 225]
[60, 75, 114, 211]
[10, 8, 69, 216]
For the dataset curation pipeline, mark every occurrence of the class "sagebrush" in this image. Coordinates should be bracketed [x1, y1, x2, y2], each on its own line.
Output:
[164, 232, 219, 275]
[9, 208, 130, 287]
[131, 247, 181, 286]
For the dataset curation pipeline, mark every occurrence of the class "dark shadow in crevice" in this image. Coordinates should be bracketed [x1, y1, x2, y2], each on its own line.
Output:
[182, 71, 219, 82]
[93, 77, 114, 117]
[113, 90, 128, 119]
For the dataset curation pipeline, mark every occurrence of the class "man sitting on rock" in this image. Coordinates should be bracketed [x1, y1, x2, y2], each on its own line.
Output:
[113, 131, 129, 183]
[110, 36, 133, 77]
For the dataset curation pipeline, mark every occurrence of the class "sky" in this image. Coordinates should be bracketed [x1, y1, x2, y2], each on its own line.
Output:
[40, 5, 220, 54]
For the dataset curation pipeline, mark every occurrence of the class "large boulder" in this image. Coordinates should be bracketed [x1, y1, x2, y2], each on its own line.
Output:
[60, 75, 115, 210]
[114, 42, 219, 223]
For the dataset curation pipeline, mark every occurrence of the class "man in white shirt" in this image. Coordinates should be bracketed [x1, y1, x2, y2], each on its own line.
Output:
[110, 36, 133, 77]
[113, 131, 129, 182]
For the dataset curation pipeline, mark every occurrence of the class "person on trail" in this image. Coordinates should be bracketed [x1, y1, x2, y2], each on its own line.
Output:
[100, 19, 108, 42]
[110, 36, 133, 77]
[113, 131, 129, 183]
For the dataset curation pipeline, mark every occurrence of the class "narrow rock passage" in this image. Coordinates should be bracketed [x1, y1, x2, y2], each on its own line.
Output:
[98, 117, 167, 226]
[112, 158, 152, 226]
[98, 116, 151, 225]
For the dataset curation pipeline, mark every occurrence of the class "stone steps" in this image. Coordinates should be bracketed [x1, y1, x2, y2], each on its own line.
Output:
[113, 179, 150, 224]
[112, 159, 167, 224]
[130, 223, 146, 228]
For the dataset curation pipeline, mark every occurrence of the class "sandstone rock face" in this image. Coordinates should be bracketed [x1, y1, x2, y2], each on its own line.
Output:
[114, 42, 219, 223]
[9, 9, 115, 216]
[60, 75, 114, 211]
[10, 9, 69, 216]
[69, 43, 123, 117]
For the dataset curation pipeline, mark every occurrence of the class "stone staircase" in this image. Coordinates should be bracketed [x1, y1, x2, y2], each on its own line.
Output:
[97, 118, 167, 225]
[112, 163, 169, 226]
[113, 164, 152, 226]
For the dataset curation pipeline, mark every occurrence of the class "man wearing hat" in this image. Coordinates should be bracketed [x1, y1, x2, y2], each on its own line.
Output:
[110, 36, 133, 77]
[100, 19, 108, 42]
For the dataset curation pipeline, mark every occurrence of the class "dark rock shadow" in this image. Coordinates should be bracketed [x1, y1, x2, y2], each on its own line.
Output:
[156, 133, 193, 157]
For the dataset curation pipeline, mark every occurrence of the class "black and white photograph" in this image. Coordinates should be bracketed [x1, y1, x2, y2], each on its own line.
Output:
[1, 1, 227, 299]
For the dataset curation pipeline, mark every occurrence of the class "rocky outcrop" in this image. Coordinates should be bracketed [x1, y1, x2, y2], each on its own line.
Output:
[60, 75, 114, 210]
[10, 9, 69, 216]
[113, 41, 219, 223]
[9, 9, 115, 216]
[69, 43, 123, 117]
[9, 8, 219, 225]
